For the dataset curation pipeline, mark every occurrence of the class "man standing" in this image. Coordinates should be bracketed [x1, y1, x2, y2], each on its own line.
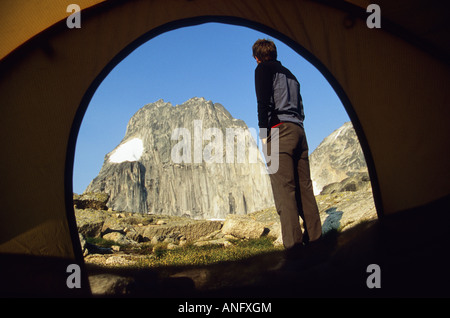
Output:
[253, 39, 322, 257]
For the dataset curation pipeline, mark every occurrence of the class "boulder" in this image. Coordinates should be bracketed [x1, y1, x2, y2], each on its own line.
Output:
[221, 214, 266, 239]
[73, 192, 109, 210]
[74, 208, 107, 237]
[102, 231, 137, 246]
[140, 220, 222, 242]
[320, 172, 371, 195]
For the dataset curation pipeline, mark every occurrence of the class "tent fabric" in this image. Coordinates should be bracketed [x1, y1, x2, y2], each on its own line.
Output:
[0, 0, 449, 296]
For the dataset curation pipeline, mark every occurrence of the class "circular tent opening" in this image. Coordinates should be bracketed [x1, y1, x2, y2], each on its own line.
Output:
[72, 21, 378, 295]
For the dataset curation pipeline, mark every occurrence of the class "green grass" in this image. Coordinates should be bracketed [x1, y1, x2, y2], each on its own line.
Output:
[137, 236, 281, 268]
[85, 235, 282, 268]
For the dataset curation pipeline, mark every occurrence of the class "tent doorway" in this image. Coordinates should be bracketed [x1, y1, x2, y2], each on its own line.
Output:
[72, 20, 378, 296]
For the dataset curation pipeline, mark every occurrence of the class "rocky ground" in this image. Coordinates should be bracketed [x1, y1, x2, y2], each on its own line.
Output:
[74, 173, 377, 296]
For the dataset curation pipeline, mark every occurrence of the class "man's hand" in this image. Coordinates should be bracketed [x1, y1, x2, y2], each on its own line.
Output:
[261, 138, 267, 145]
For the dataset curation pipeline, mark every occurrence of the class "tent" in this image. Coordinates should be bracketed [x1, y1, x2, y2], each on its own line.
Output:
[1, 0, 449, 297]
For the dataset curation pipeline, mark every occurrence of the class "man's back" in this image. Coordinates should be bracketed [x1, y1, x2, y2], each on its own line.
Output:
[255, 60, 304, 131]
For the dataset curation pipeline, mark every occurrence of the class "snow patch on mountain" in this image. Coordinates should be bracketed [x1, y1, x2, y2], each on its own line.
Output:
[109, 138, 144, 163]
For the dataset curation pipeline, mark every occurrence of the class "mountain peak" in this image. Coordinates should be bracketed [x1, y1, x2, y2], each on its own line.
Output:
[85, 99, 273, 219]
[184, 96, 208, 103]
[310, 121, 368, 195]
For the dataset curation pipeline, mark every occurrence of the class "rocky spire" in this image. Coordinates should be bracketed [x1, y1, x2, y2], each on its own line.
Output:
[85, 97, 274, 219]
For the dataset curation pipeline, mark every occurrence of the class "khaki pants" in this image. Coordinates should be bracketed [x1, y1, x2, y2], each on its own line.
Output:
[266, 122, 322, 249]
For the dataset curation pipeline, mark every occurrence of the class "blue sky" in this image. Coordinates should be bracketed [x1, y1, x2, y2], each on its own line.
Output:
[73, 22, 350, 194]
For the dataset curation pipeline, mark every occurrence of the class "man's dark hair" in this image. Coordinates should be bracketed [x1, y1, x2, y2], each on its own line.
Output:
[252, 39, 277, 62]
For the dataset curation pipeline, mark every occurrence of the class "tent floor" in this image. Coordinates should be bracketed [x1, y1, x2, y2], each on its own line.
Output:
[2, 194, 450, 298]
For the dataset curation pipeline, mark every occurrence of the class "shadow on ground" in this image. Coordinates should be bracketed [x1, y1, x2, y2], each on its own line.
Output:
[86, 195, 450, 298]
